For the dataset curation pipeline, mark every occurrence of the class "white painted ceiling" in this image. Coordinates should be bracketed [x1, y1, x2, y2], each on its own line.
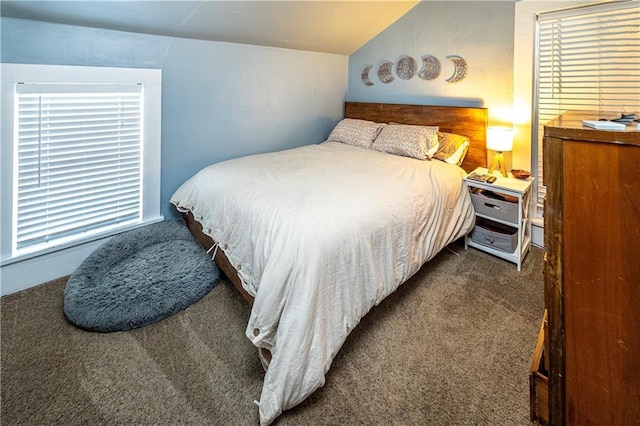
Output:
[0, 1, 420, 55]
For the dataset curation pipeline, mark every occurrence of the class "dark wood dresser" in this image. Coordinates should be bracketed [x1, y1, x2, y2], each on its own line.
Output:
[533, 111, 640, 425]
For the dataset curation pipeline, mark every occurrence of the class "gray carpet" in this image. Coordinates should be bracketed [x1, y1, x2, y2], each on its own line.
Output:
[1, 240, 544, 425]
[64, 220, 220, 332]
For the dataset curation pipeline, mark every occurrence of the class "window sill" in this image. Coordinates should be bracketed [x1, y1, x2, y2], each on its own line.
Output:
[1, 217, 164, 296]
[1, 217, 164, 267]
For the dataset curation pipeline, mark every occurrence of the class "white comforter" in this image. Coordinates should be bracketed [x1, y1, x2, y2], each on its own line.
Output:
[170, 141, 474, 425]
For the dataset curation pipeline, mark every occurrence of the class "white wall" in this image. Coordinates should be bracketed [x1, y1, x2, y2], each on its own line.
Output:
[512, 0, 599, 172]
[513, 0, 599, 247]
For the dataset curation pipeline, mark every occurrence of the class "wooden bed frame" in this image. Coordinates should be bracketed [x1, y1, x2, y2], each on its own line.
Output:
[184, 101, 488, 308]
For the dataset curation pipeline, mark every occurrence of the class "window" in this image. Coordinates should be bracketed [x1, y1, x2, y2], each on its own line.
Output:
[15, 84, 144, 252]
[533, 2, 640, 214]
[1, 64, 162, 266]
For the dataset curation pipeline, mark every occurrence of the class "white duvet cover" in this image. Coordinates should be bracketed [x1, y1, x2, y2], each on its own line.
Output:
[171, 141, 475, 425]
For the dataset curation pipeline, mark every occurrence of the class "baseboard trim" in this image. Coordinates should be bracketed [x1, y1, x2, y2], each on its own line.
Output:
[531, 219, 544, 249]
[1, 238, 109, 296]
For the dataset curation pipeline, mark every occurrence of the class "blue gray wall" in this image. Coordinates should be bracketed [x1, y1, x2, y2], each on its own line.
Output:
[348, 1, 515, 127]
[1, 17, 348, 219]
[2, 1, 516, 220]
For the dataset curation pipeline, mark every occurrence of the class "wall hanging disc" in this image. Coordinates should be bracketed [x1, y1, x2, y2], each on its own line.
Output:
[445, 55, 468, 83]
[396, 55, 417, 80]
[377, 61, 395, 84]
[417, 55, 442, 81]
[361, 65, 374, 86]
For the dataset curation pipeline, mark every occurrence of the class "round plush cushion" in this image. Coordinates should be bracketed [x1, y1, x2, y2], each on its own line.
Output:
[64, 220, 220, 332]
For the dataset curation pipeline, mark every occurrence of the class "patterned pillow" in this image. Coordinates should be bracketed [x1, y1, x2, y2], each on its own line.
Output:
[434, 132, 470, 166]
[326, 118, 385, 148]
[371, 124, 439, 160]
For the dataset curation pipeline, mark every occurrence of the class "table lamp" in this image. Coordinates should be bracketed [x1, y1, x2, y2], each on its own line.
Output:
[487, 126, 513, 177]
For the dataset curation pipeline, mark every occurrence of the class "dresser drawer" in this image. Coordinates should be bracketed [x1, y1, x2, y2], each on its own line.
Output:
[470, 188, 518, 224]
[530, 311, 549, 425]
[470, 217, 517, 253]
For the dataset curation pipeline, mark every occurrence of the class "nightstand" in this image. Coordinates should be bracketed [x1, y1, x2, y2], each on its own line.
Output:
[464, 167, 534, 270]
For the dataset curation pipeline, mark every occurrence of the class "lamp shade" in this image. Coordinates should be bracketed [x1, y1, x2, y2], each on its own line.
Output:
[487, 126, 514, 152]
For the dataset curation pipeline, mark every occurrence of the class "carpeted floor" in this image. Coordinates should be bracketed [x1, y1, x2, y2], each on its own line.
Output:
[1, 240, 544, 425]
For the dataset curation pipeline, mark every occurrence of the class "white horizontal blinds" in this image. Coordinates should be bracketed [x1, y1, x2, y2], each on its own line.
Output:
[534, 3, 640, 213]
[14, 83, 143, 251]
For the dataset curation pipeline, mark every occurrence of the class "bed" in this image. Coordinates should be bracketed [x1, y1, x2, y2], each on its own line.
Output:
[171, 101, 487, 425]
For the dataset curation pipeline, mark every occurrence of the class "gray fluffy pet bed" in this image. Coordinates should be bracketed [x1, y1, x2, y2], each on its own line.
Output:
[64, 220, 220, 332]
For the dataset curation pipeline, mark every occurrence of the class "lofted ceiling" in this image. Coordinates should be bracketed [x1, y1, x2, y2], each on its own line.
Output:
[0, 1, 420, 55]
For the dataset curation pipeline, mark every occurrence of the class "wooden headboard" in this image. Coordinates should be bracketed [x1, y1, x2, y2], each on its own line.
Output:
[345, 102, 488, 173]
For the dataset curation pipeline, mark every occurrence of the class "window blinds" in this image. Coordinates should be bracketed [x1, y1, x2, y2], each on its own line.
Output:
[533, 2, 640, 213]
[14, 84, 143, 251]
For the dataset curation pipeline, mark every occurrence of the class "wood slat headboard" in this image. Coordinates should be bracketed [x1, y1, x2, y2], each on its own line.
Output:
[345, 102, 488, 173]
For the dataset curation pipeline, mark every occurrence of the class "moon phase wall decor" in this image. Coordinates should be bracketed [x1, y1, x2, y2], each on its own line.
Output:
[417, 55, 441, 81]
[361, 65, 374, 86]
[377, 61, 395, 84]
[445, 55, 468, 83]
[396, 55, 418, 80]
[360, 54, 468, 86]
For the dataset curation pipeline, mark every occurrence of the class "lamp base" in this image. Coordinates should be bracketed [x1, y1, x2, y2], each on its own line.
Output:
[488, 152, 508, 177]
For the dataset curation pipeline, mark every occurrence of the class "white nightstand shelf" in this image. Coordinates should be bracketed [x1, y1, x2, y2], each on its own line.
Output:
[464, 167, 534, 270]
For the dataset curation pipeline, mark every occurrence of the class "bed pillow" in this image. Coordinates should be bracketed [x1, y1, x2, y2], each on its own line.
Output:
[434, 132, 470, 166]
[371, 124, 439, 160]
[326, 118, 385, 149]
